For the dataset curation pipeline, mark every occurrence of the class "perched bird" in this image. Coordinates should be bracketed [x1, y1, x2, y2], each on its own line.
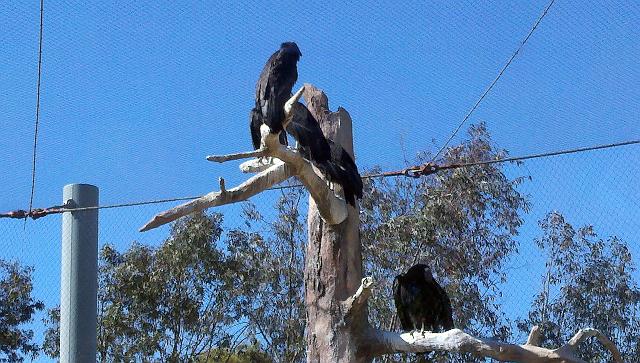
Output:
[393, 264, 454, 334]
[248, 42, 363, 206]
[249, 42, 302, 150]
[284, 102, 363, 206]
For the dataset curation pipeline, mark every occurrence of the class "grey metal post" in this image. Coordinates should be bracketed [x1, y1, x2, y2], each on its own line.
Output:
[60, 183, 98, 363]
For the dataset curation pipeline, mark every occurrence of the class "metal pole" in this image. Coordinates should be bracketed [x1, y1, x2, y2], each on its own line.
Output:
[60, 184, 98, 363]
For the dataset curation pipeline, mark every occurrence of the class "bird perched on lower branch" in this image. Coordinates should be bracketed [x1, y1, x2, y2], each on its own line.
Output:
[394, 264, 454, 360]
[394, 263, 454, 334]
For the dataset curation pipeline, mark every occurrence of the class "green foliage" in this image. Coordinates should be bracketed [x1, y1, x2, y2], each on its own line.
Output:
[198, 344, 273, 363]
[44, 212, 238, 362]
[519, 211, 640, 361]
[225, 187, 307, 362]
[362, 123, 530, 362]
[0, 260, 44, 362]
[41, 307, 59, 358]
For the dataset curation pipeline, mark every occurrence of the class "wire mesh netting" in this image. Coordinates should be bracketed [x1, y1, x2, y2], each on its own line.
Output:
[1, 0, 639, 361]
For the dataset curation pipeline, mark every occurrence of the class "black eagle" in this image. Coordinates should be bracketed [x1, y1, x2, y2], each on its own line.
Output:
[393, 264, 454, 333]
[249, 42, 301, 149]
[284, 103, 363, 206]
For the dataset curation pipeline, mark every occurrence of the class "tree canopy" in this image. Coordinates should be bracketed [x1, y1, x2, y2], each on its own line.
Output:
[0, 260, 43, 362]
[518, 211, 640, 361]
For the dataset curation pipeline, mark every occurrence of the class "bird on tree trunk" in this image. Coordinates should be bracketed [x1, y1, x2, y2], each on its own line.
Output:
[283, 99, 363, 206]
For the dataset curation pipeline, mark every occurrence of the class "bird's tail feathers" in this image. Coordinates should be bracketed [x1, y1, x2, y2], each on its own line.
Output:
[249, 108, 263, 150]
[317, 160, 360, 206]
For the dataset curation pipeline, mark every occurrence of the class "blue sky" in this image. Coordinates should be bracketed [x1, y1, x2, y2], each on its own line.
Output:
[1, 0, 639, 359]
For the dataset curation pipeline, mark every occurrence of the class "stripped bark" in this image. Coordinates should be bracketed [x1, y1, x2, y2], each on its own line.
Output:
[303, 84, 371, 362]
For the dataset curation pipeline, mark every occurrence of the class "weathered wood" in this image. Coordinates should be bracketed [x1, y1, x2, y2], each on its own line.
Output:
[344, 277, 623, 363]
[303, 84, 370, 363]
[368, 326, 622, 363]
[526, 325, 542, 346]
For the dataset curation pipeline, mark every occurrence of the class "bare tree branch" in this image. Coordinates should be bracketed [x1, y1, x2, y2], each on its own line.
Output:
[372, 328, 566, 362]
[561, 328, 623, 362]
[356, 277, 622, 363]
[140, 85, 348, 232]
[342, 277, 374, 318]
[239, 158, 281, 173]
[368, 326, 623, 362]
[139, 162, 291, 231]
[206, 148, 265, 163]
[268, 140, 348, 225]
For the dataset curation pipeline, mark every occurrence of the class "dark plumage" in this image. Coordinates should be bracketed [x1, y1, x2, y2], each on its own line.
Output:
[393, 264, 454, 333]
[285, 103, 363, 206]
[326, 139, 363, 206]
[250, 42, 302, 149]
[248, 42, 362, 206]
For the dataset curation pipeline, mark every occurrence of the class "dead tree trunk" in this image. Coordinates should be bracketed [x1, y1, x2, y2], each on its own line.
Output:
[303, 84, 371, 363]
[298, 85, 624, 363]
